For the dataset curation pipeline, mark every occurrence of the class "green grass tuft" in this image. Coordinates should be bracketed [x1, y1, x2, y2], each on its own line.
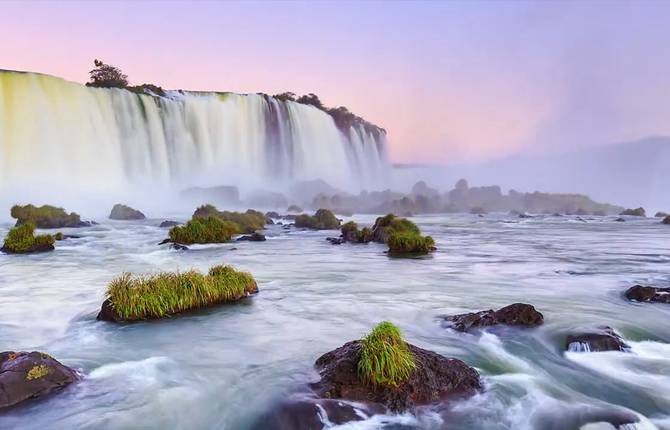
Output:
[169, 217, 239, 244]
[105, 265, 257, 320]
[1, 223, 55, 253]
[387, 231, 435, 254]
[294, 209, 341, 230]
[358, 321, 416, 386]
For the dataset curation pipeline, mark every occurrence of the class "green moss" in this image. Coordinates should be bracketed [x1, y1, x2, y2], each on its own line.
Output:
[294, 209, 341, 230]
[26, 364, 52, 381]
[10, 204, 83, 228]
[387, 231, 435, 255]
[2, 223, 55, 253]
[341, 221, 359, 236]
[373, 214, 419, 235]
[341, 221, 373, 243]
[105, 265, 257, 320]
[169, 217, 239, 244]
[358, 321, 415, 387]
[192, 205, 266, 233]
[54, 232, 64, 241]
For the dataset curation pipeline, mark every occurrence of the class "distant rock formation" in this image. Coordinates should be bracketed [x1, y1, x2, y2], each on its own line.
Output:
[109, 204, 145, 220]
[619, 207, 646, 217]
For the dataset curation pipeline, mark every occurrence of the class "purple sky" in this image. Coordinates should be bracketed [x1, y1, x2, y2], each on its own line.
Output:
[2, 1, 669, 164]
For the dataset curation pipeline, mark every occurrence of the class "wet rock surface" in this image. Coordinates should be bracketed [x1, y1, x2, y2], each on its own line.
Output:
[566, 327, 630, 352]
[159, 220, 180, 228]
[236, 233, 266, 242]
[109, 204, 146, 220]
[625, 285, 670, 303]
[312, 340, 481, 412]
[0, 351, 78, 409]
[443, 303, 544, 332]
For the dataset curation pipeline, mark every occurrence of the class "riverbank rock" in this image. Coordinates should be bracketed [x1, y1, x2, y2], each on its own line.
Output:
[624, 285, 670, 303]
[236, 233, 266, 242]
[311, 340, 481, 412]
[443, 303, 544, 332]
[566, 327, 629, 352]
[109, 204, 146, 220]
[159, 220, 180, 228]
[0, 351, 78, 409]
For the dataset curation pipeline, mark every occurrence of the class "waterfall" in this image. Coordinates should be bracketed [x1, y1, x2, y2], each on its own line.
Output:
[0, 70, 390, 203]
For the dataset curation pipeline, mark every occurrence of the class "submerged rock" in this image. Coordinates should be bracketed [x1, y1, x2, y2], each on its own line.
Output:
[236, 233, 266, 242]
[159, 220, 180, 228]
[312, 340, 481, 412]
[565, 327, 629, 352]
[443, 303, 544, 332]
[109, 204, 146, 220]
[0, 351, 78, 409]
[615, 217, 626, 222]
[624, 285, 670, 304]
[326, 237, 344, 245]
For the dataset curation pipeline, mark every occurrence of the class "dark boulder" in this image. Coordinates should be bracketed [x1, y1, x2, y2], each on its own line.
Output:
[0, 351, 78, 409]
[615, 217, 626, 222]
[265, 211, 280, 219]
[443, 303, 544, 332]
[312, 340, 481, 412]
[619, 207, 645, 217]
[663, 215, 670, 225]
[654, 211, 668, 218]
[236, 233, 266, 242]
[159, 220, 180, 228]
[565, 327, 629, 352]
[109, 204, 146, 220]
[625, 285, 670, 304]
[326, 237, 344, 245]
[171, 243, 189, 251]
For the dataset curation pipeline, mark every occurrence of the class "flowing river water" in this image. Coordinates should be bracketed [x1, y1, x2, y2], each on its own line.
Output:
[0, 214, 668, 430]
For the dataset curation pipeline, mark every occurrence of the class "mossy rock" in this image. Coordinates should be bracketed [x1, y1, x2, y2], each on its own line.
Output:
[371, 214, 420, 244]
[192, 205, 266, 233]
[97, 265, 258, 322]
[109, 204, 146, 220]
[619, 207, 646, 217]
[294, 209, 341, 230]
[387, 231, 435, 255]
[0, 351, 78, 409]
[340, 221, 373, 243]
[10, 204, 89, 228]
[168, 217, 239, 245]
[1, 223, 55, 254]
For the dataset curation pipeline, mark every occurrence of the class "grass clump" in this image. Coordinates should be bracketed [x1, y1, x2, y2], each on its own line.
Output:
[169, 217, 239, 244]
[105, 265, 257, 320]
[341, 221, 373, 243]
[11, 204, 84, 228]
[192, 205, 266, 233]
[358, 321, 416, 387]
[294, 209, 341, 230]
[387, 231, 435, 255]
[1, 223, 55, 254]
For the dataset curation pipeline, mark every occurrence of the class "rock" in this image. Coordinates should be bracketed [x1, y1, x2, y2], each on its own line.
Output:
[171, 243, 189, 251]
[287, 204, 303, 213]
[311, 340, 481, 412]
[663, 215, 670, 225]
[443, 303, 544, 332]
[10, 204, 90, 228]
[624, 285, 670, 304]
[265, 211, 280, 219]
[250, 395, 374, 430]
[109, 204, 146, 220]
[619, 207, 645, 217]
[0, 351, 78, 409]
[518, 213, 533, 219]
[236, 233, 266, 242]
[159, 220, 180, 228]
[615, 217, 626, 222]
[654, 211, 668, 218]
[326, 237, 344, 245]
[566, 327, 630, 352]
[158, 238, 172, 245]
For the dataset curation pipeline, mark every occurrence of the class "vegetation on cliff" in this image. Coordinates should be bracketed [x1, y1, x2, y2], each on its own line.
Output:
[100, 265, 257, 321]
[10, 204, 87, 228]
[358, 322, 416, 387]
[1, 223, 55, 254]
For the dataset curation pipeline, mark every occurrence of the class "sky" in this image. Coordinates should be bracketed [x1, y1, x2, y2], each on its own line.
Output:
[2, 0, 669, 164]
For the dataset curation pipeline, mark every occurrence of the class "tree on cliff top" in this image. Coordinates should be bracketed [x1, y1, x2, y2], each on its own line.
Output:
[86, 59, 128, 88]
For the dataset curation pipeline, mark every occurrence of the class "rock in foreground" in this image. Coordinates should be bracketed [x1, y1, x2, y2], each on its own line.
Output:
[443, 303, 544, 332]
[109, 204, 146, 220]
[624, 285, 670, 304]
[0, 351, 78, 409]
[97, 265, 258, 322]
[566, 327, 630, 352]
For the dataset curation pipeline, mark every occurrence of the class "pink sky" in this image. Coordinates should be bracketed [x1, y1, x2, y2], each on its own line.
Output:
[2, 1, 669, 164]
